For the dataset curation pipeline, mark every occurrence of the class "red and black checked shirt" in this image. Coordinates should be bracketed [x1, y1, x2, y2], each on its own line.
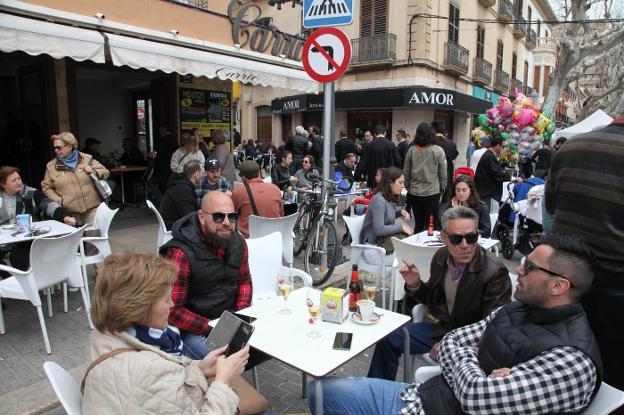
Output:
[165, 231, 252, 335]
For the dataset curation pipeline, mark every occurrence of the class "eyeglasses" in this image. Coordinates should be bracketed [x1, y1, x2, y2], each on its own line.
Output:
[520, 256, 574, 287]
[53, 144, 66, 150]
[445, 232, 479, 245]
[200, 210, 239, 224]
[302, 160, 310, 164]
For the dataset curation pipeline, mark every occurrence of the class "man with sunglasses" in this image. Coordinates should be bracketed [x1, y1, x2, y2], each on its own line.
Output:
[367, 206, 511, 381]
[161, 191, 252, 360]
[310, 233, 602, 415]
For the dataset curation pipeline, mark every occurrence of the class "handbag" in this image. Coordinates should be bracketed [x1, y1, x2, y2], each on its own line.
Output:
[87, 158, 112, 199]
[376, 231, 408, 255]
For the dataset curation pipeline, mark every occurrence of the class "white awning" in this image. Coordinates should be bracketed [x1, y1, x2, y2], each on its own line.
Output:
[0, 13, 105, 63]
[107, 34, 318, 93]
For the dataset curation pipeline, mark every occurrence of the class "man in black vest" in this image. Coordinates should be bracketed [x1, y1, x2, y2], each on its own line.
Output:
[309, 233, 603, 415]
[161, 191, 252, 359]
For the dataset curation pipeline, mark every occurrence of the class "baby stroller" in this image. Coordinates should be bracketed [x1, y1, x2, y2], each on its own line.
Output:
[494, 177, 545, 259]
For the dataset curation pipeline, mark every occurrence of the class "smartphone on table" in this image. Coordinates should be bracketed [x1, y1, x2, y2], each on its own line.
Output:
[332, 332, 353, 351]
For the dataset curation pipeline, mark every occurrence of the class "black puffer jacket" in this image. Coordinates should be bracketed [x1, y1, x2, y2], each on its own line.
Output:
[159, 173, 197, 229]
[285, 134, 309, 157]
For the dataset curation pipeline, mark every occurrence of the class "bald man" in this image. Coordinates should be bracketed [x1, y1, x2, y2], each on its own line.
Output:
[161, 191, 253, 359]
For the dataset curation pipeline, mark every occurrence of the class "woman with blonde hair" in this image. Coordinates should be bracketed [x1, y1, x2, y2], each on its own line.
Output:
[41, 132, 110, 226]
[84, 252, 267, 414]
[170, 130, 205, 174]
[211, 129, 237, 182]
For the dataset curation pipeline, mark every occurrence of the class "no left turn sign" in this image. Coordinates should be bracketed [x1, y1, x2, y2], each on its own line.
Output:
[302, 27, 351, 83]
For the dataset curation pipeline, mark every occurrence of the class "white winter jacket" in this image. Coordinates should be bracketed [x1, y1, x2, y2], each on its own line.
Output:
[82, 329, 239, 415]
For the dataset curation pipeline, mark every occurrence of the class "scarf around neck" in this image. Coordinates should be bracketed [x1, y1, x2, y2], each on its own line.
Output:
[131, 325, 184, 356]
[58, 149, 80, 171]
[446, 255, 467, 282]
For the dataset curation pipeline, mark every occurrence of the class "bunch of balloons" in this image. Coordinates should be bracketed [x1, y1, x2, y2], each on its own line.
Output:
[471, 89, 556, 166]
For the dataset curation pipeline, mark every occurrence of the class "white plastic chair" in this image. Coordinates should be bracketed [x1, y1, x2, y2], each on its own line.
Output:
[391, 237, 439, 304]
[80, 202, 118, 304]
[43, 361, 83, 415]
[0, 227, 93, 354]
[413, 366, 624, 415]
[146, 199, 172, 253]
[343, 215, 396, 310]
[246, 232, 284, 303]
[248, 213, 299, 267]
[583, 382, 624, 414]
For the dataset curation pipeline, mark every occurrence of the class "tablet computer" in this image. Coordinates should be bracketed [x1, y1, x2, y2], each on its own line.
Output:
[204, 310, 255, 356]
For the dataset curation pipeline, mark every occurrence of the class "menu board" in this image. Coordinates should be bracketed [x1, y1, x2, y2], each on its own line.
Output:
[180, 88, 231, 139]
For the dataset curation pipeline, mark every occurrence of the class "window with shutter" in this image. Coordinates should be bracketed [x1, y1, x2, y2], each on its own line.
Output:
[511, 53, 517, 81]
[448, 4, 460, 44]
[524, 61, 529, 91]
[476, 26, 485, 59]
[360, 0, 388, 37]
[496, 41, 504, 70]
[534, 65, 541, 92]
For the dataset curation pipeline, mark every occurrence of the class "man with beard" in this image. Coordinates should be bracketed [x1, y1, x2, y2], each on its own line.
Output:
[161, 191, 252, 359]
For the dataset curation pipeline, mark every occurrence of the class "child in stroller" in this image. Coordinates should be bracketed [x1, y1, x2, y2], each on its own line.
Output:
[494, 177, 545, 259]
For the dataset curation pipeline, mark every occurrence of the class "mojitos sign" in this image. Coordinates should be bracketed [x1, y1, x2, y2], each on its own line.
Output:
[228, 0, 305, 62]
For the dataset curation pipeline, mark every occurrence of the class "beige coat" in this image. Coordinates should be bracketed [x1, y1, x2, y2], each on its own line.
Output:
[41, 152, 110, 213]
[82, 330, 239, 415]
[403, 145, 448, 197]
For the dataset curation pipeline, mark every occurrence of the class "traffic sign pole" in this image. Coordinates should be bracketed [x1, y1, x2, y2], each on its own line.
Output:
[322, 81, 334, 183]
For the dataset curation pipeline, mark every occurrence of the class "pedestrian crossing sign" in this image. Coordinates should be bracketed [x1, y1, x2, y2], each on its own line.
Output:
[303, 0, 353, 29]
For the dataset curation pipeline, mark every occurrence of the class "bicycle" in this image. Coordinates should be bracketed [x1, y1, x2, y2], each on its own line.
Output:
[293, 171, 352, 286]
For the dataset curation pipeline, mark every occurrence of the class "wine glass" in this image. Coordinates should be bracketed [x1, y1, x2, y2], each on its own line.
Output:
[364, 274, 379, 301]
[277, 275, 294, 315]
[306, 289, 322, 338]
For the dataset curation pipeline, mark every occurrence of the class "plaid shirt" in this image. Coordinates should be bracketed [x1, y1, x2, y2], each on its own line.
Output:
[399, 307, 597, 415]
[165, 231, 252, 335]
[195, 176, 232, 206]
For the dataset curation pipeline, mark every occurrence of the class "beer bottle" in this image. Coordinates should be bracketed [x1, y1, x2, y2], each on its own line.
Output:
[427, 214, 434, 236]
[349, 265, 362, 312]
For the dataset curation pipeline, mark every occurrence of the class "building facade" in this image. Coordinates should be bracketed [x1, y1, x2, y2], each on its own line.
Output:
[271, 0, 557, 161]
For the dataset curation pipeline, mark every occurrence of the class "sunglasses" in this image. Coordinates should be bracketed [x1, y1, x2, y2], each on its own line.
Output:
[53, 145, 66, 150]
[520, 256, 575, 287]
[302, 160, 310, 164]
[445, 232, 479, 245]
[201, 210, 239, 224]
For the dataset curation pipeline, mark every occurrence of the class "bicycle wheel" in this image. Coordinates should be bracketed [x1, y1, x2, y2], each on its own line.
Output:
[293, 209, 309, 257]
[304, 218, 339, 286]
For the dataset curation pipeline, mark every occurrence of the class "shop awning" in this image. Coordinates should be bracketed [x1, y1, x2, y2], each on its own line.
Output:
[0, 13, 105, 63]
[107, 34, 319, 94]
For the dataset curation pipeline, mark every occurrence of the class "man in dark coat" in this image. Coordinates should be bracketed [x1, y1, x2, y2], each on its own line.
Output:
[395, 129, 410, 168]
[150, 124, 178, 194]
[334, 153, 357, 182]
[355, 125, 401, 187]
[431, 121, 458, 202]
[159, 159, 201, 229]
[335, 131, 357, 163]
[474, 134, 514, 211]
[308, 126, 322, 164]
[285, 126, 309, 174]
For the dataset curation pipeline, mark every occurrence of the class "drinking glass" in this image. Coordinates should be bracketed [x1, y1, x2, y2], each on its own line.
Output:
[363, 284, 378, 301]
[306, 289, 322, 338]
[277, 275, 294, 315]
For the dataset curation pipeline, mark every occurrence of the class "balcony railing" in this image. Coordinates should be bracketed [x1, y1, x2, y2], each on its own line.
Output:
[498, 0, 513, 22]
[443, 42, 469, 75]
[510, 79, 523, 94]
[526, 29, 537, 49]
[537, 36, 556, 50]
[513, 15, 527, 38]
[494, 69, 510, 93]
[351, 33, 397, 66]
[478, 0, 496, 7]
[473, 57, 492, 85]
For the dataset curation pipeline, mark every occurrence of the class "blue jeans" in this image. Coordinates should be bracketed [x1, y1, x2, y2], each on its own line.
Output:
[181, 331, 211, 359]
[367, 322, 435, 380]
[308, 377, 409, 415]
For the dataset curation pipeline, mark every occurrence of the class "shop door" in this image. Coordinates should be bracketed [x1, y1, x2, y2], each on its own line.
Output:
[256, 105, 272, 148]
[16, 63, 52, 184]
[133, 92, 153, 153]
[347, 111, 392, 141]
[433, 109, 455, 141]
[280, 113, 292, 145]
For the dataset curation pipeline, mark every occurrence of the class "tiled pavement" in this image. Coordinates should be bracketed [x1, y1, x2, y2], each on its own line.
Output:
[0, 205, 519, 414]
